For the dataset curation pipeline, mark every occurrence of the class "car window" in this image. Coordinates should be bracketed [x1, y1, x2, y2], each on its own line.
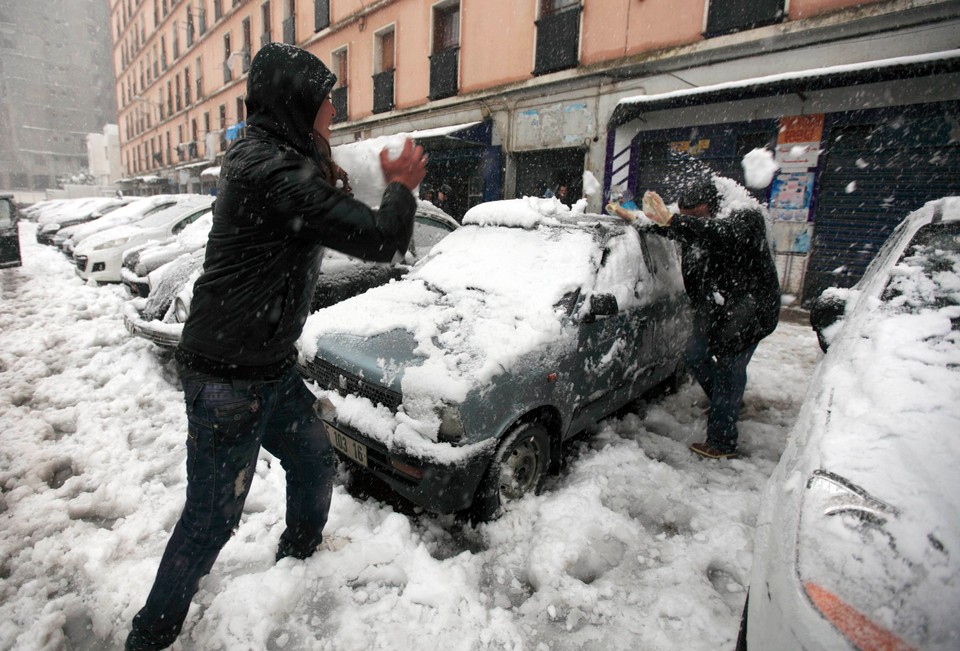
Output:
[591, 231, 648, 310]
[880, 222, 960, 314]
[0, 200, 12, 228]
[412, 216, 456, 258]
[171, 208, 209, 234]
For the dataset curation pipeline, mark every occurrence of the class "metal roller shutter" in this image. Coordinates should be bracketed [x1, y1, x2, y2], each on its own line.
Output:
[803, 102, 960, 304]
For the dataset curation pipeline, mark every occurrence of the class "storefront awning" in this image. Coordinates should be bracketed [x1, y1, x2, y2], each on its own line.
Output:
[409, 120, 491, 148]
[609, 49, 960, 128]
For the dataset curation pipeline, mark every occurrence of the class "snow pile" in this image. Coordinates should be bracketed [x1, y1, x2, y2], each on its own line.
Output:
[0, 220, 821, 650]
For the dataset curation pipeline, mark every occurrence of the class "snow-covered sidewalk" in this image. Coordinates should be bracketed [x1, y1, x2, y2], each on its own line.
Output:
[0, 222, 819, 650]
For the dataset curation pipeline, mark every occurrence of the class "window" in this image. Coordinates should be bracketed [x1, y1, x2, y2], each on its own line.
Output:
[175, 73, 182, 111]
[198, 0, 207, 34]
[430, 1, 459, 100]
[533, 0, 580, 76]
[186, 7, 195, 47]
[219, 104, 227, 150]
[283, 0, 296, 44]
[161, 35, 167, 69]
[172, 20, 179, 59]
[331, 47, 348, 123]
[214, 0, 222, 21]
[223, 32, 232, 83]
[184, 66, 191, 105]
[315, 0, 329, 32]
[158, 88, 164, 119]
[705, 0, 785, 36]
[241, 18, 252, 72]
[236, 96, 245, 130]
[373, 27, 395, 114]
[261, 1, 272, 47]
[196, 56, 204, 99]
[166, 80, 173, 115]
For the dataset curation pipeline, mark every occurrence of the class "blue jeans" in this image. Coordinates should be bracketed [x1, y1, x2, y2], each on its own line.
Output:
[685, 324, 757, 454]
[129, 368, 335, 648]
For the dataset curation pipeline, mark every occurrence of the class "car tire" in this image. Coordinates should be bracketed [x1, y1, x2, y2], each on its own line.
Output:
[469, 421, 551, 523]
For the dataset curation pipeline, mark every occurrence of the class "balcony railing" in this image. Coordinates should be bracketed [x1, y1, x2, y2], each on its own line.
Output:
[429, 47, 459, 101]
[372, 69, 394, 114]
[533, 7, 580, 76]
[331, 86, 347, 124]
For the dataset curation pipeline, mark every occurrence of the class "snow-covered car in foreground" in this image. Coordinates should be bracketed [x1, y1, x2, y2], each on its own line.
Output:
[740, 197, 960, 650]
[297, 197, 692, 520]
[123, 202, 459, 349]
[73, 195, 214, 283]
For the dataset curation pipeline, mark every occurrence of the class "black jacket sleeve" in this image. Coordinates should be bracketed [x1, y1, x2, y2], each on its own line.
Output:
[255, 148, 416, 263]
[660, 209, 760, 250]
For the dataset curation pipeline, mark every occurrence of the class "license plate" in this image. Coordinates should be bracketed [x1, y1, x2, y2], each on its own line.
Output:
[324, 422, 368, 467]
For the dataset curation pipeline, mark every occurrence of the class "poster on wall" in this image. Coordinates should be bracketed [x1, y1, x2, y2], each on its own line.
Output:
[769, 171, 815, 222]
[776, 114, 824, 170]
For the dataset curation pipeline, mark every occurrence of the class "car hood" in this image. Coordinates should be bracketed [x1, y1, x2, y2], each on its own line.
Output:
[75, 224, 152, 254]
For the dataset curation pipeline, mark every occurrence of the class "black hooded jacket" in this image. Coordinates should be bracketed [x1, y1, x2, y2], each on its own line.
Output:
[657, 207, 781, 355]
[177, 43, 415, 378]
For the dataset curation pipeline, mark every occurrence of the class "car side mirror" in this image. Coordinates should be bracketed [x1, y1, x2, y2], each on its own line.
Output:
[810, 292, 848, 352]
[584, 293, 619, 322]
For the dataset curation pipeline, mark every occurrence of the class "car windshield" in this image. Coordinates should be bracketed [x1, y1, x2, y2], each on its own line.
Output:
[411, 216, 456, 257]
[881, 222, 960, 315]
[411, 224, 600, 307]
[136, 200, 209, 229]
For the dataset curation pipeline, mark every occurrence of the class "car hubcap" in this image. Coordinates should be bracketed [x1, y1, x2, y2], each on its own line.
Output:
[500, 437, 542, 501]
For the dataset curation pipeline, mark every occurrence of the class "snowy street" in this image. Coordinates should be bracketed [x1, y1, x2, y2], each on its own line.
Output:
[0, 222, 820, 651]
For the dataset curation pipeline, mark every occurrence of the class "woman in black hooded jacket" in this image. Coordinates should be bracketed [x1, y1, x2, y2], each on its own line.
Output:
[125, 43, 426, 650]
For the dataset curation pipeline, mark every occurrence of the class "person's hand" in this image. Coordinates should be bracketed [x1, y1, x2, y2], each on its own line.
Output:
[642, 191, 673, 226]
[380, 139, 427, 191]
[606, 201, 636, 222]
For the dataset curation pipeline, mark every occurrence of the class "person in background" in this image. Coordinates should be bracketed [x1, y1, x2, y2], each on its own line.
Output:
[124, 43, 426, 651]
[435, 183, 453, 214]
[420, 184, 435, 203]
[555, 183, 571, 206]
[608, 176, 780, 460]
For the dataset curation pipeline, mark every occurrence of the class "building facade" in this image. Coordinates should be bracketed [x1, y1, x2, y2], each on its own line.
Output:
[110, 0, 960, 299]
[0, 0, 118, 201]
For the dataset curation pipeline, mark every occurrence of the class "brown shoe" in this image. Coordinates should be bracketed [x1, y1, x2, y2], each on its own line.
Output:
[690, 442, 738, 460]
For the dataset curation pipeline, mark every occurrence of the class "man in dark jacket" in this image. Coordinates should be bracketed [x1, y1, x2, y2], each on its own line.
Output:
[611, 177, 780, 459]
[125, 43, 426, 650]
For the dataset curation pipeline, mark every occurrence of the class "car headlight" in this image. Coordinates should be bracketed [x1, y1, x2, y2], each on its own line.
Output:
[436, 403, 465, 444]
[93, 238, 130, 251]
[174, 297, 190, 323]
[797, 470, 918, 650]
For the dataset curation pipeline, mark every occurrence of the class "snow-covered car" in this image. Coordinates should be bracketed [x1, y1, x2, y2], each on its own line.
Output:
[0, 194, 21, 269]
[120, 211, 213, 297]
[739, 197, 960, 650]
[57, 194, 185, 253]
[123, 202, 460, 349]
[73, 195, 214, 283]
[298, 198, 692, 520]
[35, 197, 133, 245]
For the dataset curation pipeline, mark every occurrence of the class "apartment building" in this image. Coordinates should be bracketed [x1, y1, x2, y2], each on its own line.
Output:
[110, 0, 960, 300]
[0, 0, 117, 200]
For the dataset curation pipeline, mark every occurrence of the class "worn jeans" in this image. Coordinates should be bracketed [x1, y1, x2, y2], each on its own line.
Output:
[685, 325, 758, 454]
[128, 368, 335, 648]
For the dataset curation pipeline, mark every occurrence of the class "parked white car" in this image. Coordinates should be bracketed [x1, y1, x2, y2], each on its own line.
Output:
[58, 194, 184, 253]
[740, 197, 960, 650]
[74, 195, 214, 283]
